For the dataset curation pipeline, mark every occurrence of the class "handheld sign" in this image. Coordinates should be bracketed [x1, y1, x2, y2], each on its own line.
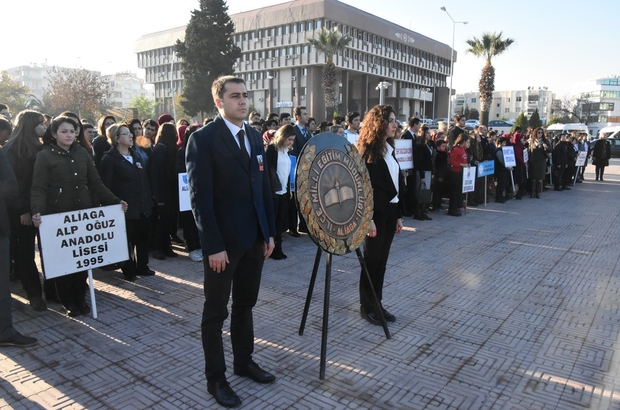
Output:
[477, 160, 495, 177]
[502, 146, 516, 168]
[576, 151, 587, 167]
[462, 166, 476, 193]
[178, 173, 191, 212]
[39, 204, 128, 279]
[394, 139, 413, 170]
[290, 155, 297, 192]
[523, 148, 529, 164]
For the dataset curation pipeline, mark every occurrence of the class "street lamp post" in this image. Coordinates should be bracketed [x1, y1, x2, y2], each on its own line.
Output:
[376, 81, 391, 106]
[441, 7, 467, 122]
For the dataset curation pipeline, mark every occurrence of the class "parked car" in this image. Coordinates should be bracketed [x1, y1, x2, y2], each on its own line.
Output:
[465, 119, 479, 129]
[488, 120, 514, 135]
[589, 138, 620, 158]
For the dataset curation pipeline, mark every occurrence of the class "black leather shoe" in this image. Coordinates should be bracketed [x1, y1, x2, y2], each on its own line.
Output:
[29, 296, 47, 312]
[288, 230, 300, 237]
[151, 250, 166, 260]
[360, 306, 382, 326]
[447, 211, 462, 217]
[63, 304, 81, 317]
[0, 332, 38, 347]
[207, 381, 241, 408]
[138, 268, 156, 276]
[422, 214, 432, 221]
[234, 361, 276, 384]
[76, 300, 90, 315]
[163, 248, 178, 257]
[382, 309, 396, 323]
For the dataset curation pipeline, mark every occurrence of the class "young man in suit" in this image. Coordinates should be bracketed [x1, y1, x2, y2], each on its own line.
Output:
[288, 106, 310, 236]
[186, 76, 276, 408]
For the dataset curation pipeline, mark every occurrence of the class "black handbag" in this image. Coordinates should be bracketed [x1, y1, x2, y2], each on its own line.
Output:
[414, 181, 432, 203]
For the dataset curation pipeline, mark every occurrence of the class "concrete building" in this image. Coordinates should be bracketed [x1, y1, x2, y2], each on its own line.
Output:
[571, 76, 620, 135]
[453, 88, 554, 123]
[134, 0, 455, 121]
[101, 72, 154, 109]
[5, 64, 101, 103]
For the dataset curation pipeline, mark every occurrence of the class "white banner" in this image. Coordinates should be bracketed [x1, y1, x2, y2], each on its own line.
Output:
[502, 146, 516, 168]
[522, 148, 529, 164]
[394, 139, 413, 170]
[39, 205, 128, 279]
[462, 166, 476, 193]
[178, 173, 191, 212]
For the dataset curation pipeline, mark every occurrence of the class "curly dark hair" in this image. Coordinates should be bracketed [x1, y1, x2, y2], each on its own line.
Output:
[355, 105, 395, 163]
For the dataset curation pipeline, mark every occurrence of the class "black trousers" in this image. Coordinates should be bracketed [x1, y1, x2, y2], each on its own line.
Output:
[180, 211, 201, 252]
[360, 203, 398, 313]
[595, 165, 606, 180]
[448, 171, 463, 213]
[124, 215, 152, 275]
[54, 271, 88, 307]
[273, 193, 289, 238]
[0, 236, 16, 339]
[154, 203, 175, 252]
[9, 218, 41, 299]
[201, 240, 264, 383]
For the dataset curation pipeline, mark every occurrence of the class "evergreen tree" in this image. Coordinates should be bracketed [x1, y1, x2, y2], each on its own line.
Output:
[512, 111, 528, 132]
[529, 108, 542, 128]
[468, 108, 480, 120]
[176, 0, 241, 118]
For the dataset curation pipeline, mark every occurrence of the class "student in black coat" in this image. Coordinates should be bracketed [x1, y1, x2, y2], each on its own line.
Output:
[592, 135, 611, 181]
[432, 139, 449, 211]
[413, 126, 434, 220]
[93, 115, 115, 171]
[100, 124, 154, 281]
[150, 123, 179, 260]
[552, 134, 569, 190]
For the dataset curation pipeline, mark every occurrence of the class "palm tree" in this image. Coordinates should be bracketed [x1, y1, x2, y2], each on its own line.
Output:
[465, 32, 515, 125]
[307, 28, 351, 119]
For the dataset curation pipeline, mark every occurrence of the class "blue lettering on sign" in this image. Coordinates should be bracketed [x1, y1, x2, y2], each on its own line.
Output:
[477, 160, 495, 177]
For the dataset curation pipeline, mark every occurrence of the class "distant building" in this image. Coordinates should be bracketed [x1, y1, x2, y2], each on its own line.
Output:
[571, 76, 620, 135]
[5, 63, 100, 102]
[101, 72, 154, 109]
[453, 88, 554, 124]
[134, 0, 455, 120]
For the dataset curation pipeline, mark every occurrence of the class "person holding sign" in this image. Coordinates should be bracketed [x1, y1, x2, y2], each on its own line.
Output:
[31, 116, 127, 317]
[494, 137, 512, 203]
[100, 124, 154, 281]
[355, 105, 405, 326]
[447, 133, 470, 216]
[186, 76, 276, 408]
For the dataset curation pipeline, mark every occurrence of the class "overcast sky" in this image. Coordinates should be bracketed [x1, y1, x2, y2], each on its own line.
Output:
[4, 0, 619, 100]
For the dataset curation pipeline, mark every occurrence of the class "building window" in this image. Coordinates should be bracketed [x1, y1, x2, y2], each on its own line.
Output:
[284, 25, 289, 35]
[273, 89, 277, 98]
[315, 20, 322, 29]
[507, 97, 510, 102]
[496, 103, 500, 107]
[504, 108, 509, 113]
[277, 27, 282, 36]
[307, 22, 312, 31]
[292, 24, 297, 33]
[471, 98, 476, 103]
[516, 96, 522, 102]
[302, 68, 308, 76]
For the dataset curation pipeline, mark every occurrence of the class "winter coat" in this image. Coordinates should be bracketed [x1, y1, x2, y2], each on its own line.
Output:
[150, 143, 177, 205]
[31, 142, 120, 216]
[3, 143, 40, 216]
[592, 139, 611, 167]
[552, 141, 568, 168]
[100, 147, 153, 220]
[528, 141, 547, 181]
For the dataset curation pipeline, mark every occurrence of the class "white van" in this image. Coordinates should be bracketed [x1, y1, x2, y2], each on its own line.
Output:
[546, 123, 589, 137]
[597, 126, 620, 139]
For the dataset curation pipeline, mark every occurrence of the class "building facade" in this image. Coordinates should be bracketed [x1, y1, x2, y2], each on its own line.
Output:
[454, 88, 554, 124]
[101, 72, 154, 109]
[134, 0, 455, 121]
[571, 76, 620, 135]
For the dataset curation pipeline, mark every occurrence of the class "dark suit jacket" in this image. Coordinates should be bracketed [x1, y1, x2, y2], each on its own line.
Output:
[0, 149, 18, 236]
[186, 115, 276, 257]
[291, 124, 310, 158]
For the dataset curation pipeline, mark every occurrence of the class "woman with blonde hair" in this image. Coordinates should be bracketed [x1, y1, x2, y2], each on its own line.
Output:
[355, 105, 404, 326]
[265, 125, 295, 259]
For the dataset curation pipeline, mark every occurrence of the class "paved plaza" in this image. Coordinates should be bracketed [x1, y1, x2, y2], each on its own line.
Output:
[2, 162, 620, 409]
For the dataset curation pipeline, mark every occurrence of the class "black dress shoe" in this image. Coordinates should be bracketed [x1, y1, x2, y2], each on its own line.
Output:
[76, 300, 90, 315]
[288, 230, 300, 237]
[234, 361, 276, 384]
[422, 213, 432, 221]
[63, 304, 81, 317]
[0, 332, 38, 347]
[382, 309, 396, 323]
[163, 248, 178, 257]
[447, 211, 462, 217]
[170, 234, 185, 245]
[360, 306, 382, 326]
[562, 186, 571, 190]
[151, 250, 166, 260]
[207, 381, 241, 408]
[29, 296, 48, 312]
[138, 268, 156, 276]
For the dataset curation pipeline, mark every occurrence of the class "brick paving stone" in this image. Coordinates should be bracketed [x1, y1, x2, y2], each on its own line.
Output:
[3, 165, 620, 409]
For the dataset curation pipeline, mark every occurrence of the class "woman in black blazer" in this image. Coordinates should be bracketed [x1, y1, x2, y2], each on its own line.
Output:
[265, 125, 295, 260]
[100, 124, 154, 281]
[413, 125, 434, 220]
[355, 105, 405, 326]
[591, 135, 611, 181]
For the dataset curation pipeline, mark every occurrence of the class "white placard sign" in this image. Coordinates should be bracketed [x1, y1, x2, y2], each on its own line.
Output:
[502, 146, 516, 168]
[394, 139, 413, 170]
[576, 151, 588, 167]
[522, 148, 529, 164]
[178, 173, 191, 212]
[39, 205, 128, 279]
[462, 166, 476, 193]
